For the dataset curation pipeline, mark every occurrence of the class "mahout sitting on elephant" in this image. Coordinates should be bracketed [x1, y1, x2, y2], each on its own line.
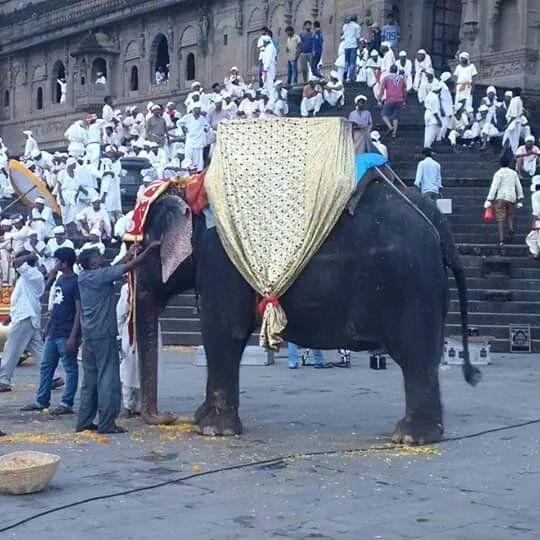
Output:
[132, 173, 480, 446]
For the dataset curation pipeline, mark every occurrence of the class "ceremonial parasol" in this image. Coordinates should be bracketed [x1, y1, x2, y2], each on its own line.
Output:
[7, 160, 61, 216]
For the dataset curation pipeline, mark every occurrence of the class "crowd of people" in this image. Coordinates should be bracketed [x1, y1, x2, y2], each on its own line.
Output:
[0, 13, 538, 437]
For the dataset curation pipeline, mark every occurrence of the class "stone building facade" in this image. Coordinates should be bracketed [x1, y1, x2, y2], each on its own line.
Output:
[0, 0, 538, 153]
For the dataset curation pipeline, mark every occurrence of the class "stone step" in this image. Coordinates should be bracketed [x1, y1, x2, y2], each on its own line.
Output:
[454, 233, 528, 244]
[449, 288, 540, 302]
[450, 277, 540, 289]
[458, 244, 530, 257]
[447, 311, 540, 326]
[449, 299, 540, 315]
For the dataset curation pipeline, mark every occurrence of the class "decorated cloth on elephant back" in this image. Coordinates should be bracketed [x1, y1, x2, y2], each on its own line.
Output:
[206, 117, 356, 350]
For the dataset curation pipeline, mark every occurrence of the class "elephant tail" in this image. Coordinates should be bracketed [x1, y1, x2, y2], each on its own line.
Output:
[451, 264, 482, 386]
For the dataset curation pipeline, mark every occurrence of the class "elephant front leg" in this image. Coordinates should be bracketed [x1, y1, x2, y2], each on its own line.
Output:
[392, 363, 444, 446]
[136, 290, 176, 426]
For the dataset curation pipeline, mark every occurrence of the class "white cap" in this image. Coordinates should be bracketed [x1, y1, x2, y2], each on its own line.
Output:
[230, 66, 239, 72]
[213, 96, 223, 104]
[191, 81, 201, 89]
[525, 135, 535, 143]
[417, 49, 427, 55]
[166, 102, 175, 108]
[91, 195, 101, 203]
[504, 90, 513, 97]
[381, 41, 392, 48]
[486, 85, 496, 95]
[369, 50, 378, 57]
[440, 72, 452, 82]
[151, 104, 161, 111]
[53, 225, 65, 234]
[478, 104, 489, 112]
[370, 130, 381, 141]
[459, 51, 470, 60]
[354, 95, 368, 103]
[35, 196, 45, 204]
[23, 130, 33, 136]
[398, 50, 407, 57]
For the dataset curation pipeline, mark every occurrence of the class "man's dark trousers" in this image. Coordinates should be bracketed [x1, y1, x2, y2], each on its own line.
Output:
[76, 337, 121, 433]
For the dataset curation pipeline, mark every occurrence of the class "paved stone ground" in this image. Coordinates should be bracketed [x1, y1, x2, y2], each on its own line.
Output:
[1, 350, 540, 540]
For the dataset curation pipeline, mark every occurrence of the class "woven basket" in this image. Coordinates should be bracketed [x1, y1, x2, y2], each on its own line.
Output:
[0, 451, 60, 495]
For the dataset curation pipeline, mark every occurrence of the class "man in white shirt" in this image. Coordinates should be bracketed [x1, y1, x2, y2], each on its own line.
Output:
[23, 131, 39, 158]
[0, 252, 44, 391]
[503, 87, 526, 154]
[44, 225, 75, 273]
[86, 114, 105, 168]
[415, 148, 442, 200]
[179, 106, 210, 173]
[259, 36, 277, 97]
[30, 196, 55, 241]
[516, 135, 540, 177]
[395, 50, 413, 91]
[77, 196, 112, 239]
[64, 120, 87, 158]
[454, 51, 477, 109]
[413, 49, 433, 103]
[379, 42, 396, 77]
[323, 71, 344, 108]
[342, 15, 361, 81]
[423, 82, 443, 149]
[102, 96, 114, 123]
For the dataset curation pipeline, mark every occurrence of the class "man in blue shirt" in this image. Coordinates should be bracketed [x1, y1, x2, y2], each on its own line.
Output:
[21, 247, 80, 415]
[76, 241, 159, 434]
[414, 148, 443, 201]
[311, 21, 324, 78]
[299, 20, 313, 84]
[381, 13, 400, 50]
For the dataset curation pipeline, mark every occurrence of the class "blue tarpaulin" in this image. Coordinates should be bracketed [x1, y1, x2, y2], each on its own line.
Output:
[355, 153, 388, 185]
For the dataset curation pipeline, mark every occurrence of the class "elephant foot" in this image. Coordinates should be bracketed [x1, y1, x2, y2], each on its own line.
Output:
[198, 408, 243, 437]
[391, 416, 443, 446]
[142, 411, 177, 426]
[194, 401, 212, 424]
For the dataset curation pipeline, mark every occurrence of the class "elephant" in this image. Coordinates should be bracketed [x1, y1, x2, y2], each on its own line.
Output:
[133, 176, 480, 446]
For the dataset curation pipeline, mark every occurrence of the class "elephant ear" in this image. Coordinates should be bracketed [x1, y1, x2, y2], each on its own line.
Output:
[160, 198, 193, 283]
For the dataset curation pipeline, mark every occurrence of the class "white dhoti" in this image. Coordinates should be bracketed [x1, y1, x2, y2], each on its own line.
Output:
[438, 117, 450, 140]
[263, 64, 276, 96]
[324, 90, 344, 108]
[68, 142, 85, 158]
[424, 125, 440, 148]
[448, 130, 459, 147]
[300, 94, 324, 117]
[503, 119, 521, 154]
[184, 144, 205, 172]
[482, 123, 501, 140]
[85, 142, 101, 168]
[526, 230, 540, 257]
[0, 248, 12, 284]
[455, 84, 473, 109]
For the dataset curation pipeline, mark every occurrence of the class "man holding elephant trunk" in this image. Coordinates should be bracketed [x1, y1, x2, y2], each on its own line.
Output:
[75, 241, 160, 434]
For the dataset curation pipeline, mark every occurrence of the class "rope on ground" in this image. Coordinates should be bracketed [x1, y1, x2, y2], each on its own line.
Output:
[1, 417, 539, 534]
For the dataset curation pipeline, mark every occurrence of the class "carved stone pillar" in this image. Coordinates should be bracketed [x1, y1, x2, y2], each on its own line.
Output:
[460, 0, 480, 57]
[284, 0, 293, 26]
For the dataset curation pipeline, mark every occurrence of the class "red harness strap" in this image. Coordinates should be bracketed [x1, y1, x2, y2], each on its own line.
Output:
[257, 295, 280, 317]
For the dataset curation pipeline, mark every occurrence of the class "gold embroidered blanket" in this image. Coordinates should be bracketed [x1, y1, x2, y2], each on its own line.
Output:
[205, 117, 356, 350]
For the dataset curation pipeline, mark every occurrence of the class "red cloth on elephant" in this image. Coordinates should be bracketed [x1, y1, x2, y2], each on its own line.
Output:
[124, 179, 174, 242]
[185, 170, 208, 215]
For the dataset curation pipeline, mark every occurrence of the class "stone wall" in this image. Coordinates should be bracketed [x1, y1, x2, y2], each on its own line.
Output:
[0, 0, 538, 154]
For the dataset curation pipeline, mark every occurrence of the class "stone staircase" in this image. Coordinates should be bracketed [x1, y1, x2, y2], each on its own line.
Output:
[159, 82, 539, 352]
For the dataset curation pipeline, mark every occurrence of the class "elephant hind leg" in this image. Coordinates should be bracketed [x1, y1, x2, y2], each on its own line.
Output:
[388, 334, 444, 446]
